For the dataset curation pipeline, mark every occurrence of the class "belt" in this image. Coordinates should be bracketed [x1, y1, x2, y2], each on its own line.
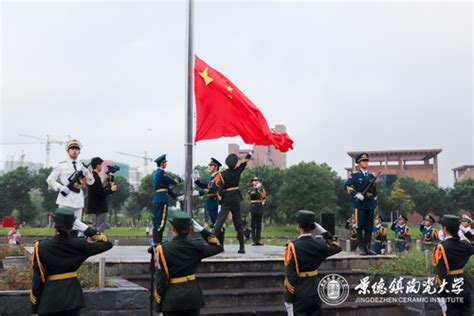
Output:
[224, 187, 239, 192]
[206, 193, 217, 197]
[396, 238, 406, 241]
[169, 274, 196, 284]
[448, 269, 464, 275]
[375, 240, 382, 243]
[46, 271, 78, 282]
[423, 241, 433, 244]
[156, 188, 168, 193]
[250, 200, 263, 204]
[297, 270, 318, 278]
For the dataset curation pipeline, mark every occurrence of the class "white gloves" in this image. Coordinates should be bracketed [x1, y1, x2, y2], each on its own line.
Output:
[284, 302, 294, 316]
[355, 193, 365, 201]
[193, 171, 200, 181]
[177, 195, 185, 201]
[192, 190, 200, 196]
[192, 219, 204, 232]
[314, 222, 327, 235]
[60, 185, 71, 195]
[262, 200, 266, 206]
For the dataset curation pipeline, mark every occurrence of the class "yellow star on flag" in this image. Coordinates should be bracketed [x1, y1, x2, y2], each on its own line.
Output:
[199, 67, 214, 86]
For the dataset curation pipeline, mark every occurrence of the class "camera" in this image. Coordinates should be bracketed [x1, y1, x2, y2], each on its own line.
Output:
[106, 165, 120, 183]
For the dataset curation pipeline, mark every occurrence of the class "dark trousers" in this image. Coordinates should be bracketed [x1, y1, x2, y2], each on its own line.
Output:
[164, 309, 200, 316]
[40, 309, 81, 316]
[206, 198, 218, 226]
[152, 202, 169, 244]
[295, 295, 321, 316]
[212, 194, 244, 249]
[355, 208, 374, 251]
[250, 204, 263, 244]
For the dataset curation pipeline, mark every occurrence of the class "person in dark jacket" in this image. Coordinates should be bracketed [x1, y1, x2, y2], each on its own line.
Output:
[153, 212, 223, 316]
[433, 215, 473, 316]
[31, 207, 113, 316]
[212, 152, 252, 253]
[283, 210, 342, 316]
[87, 157, 116, 232]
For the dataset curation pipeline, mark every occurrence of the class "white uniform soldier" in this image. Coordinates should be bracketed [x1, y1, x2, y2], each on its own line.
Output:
[46, 139, 97, 237]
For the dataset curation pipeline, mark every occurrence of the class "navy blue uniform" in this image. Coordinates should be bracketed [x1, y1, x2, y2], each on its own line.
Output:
[419, 224, 439, 251]
[344, 170, 377, 254]
[195, 174, 219, 226]
[372, 225, 387, 254]
[391, 222, 411, 253]
[152, 168, 178, 244]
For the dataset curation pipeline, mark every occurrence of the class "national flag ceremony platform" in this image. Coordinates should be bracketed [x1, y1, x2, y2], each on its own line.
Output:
[35, 245, 401, 316]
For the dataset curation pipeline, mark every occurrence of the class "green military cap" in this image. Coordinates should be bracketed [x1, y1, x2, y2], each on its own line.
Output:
[53, 207, 76, 229]
[398, 214, 408, 222]
[296, 210, 316, 225]
[439, 215, 460, 228]
[169, 211, 192, 229]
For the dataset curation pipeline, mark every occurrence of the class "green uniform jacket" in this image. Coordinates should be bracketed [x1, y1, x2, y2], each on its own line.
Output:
[433, 237, 473, 315]
[284, 235, 342, 312]
[154, 229, 223, 312]
[31, 235, 113, 314]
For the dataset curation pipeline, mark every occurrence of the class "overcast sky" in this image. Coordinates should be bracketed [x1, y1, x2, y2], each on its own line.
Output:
[1, 0, 472, 187]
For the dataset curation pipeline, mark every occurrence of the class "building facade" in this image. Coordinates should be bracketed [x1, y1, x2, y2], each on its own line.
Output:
[453, 165, 474, 182]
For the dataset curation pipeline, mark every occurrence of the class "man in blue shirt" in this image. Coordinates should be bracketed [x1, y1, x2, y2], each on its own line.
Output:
[152, 154, 181, 244]
[344, 153, 378, 255]
[194, 158, 221, 228]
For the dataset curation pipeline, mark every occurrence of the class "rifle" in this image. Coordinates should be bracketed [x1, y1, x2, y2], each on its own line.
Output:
[361, 170, 382, 196]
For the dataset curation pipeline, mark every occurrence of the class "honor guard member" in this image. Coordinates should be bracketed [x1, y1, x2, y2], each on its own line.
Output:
[420, 214, 439, 251]
[432, 215, 473, 316]
[391, 215, 411, 253]
[345, 216, 358, 251]
[153, 212, 223, 316]
[283, 210, 342, 316]
[344, 152, 378, 255]
[459, 215, 473, 245]
[248, 176, 266, 246]
[373, 215, 387, 255]
[152, 154, 181, 244]
[194, 158, 221, 228]
[31, 207, 112, 316]
[212, 152, 252, 254]
[46, 139, 102, 238]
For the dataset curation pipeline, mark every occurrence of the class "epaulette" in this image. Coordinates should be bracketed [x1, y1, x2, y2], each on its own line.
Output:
[59, 161, 67, 164]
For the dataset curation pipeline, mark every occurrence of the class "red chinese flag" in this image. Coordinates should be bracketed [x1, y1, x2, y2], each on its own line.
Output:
[194, 57, 294, 152]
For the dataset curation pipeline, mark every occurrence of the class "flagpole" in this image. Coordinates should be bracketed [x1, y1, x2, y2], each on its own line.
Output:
[184, 0, 194, 214]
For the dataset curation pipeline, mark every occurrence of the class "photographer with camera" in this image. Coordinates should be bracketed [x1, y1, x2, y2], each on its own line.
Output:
[47, 139, 104, 239]
[87, 157, 117, 233]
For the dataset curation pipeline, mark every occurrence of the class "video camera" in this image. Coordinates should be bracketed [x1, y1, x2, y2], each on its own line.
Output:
[65, 163, 89, 194]
[106, 165, 120, 183]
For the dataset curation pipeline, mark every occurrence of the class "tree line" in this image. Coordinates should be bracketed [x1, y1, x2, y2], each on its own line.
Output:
[0, 163, 472, 226]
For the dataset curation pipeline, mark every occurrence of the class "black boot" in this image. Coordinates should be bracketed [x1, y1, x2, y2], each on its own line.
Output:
[251, 228, 257, 246]
[217, 227, 226, 248]
[237, 229, 245, 254]
[365, 230, 376, 255]
[155, 230, 164, 244]
[357, 229, 367, 255]
[256, 229, 264, 246]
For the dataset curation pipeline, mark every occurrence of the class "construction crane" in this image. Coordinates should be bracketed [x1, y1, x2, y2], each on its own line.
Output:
[116, 151, 153, 174]
[0, 134, 67, 167]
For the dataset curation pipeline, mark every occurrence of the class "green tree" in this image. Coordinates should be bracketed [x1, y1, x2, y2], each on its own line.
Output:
[108, 176, 132, 226]
[0, 167, 35, 223]
[33, 167, 57, 214]
[451, 178, 474, 212]
[277, 162, 340, 223]
[390, 181, 415, 215]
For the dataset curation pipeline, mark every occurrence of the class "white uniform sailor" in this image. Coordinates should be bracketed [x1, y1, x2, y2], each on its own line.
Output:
[46, 139, 95, 236]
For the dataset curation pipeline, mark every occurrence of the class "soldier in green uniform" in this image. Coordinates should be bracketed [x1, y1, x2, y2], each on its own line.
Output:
[153, 212, 223, 316]
[248, 176, 266, 246]
[212, 152, 252, 253]
[30, 207, 113, 316]
[283, 210, 342, 316]
[433, 215, 473, 316]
